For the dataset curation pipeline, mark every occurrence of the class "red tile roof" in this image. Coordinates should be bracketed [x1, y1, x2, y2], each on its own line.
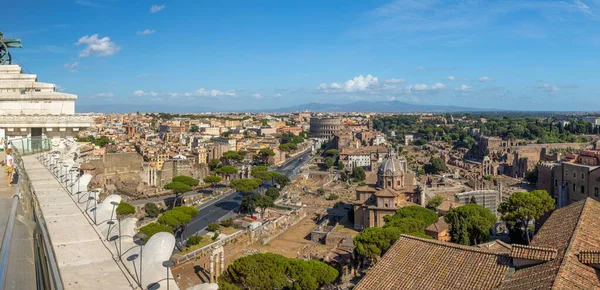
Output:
[355, 235, 510, 290]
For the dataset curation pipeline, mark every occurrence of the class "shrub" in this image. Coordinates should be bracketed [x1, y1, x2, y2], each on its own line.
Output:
[144, 203, 160, 218]
[220, 218, 233, 228]
[116, 201, 136, 216]
[138, 222, 173, 242]
[208, 223, 221, 232]
[326, 193, 339, 200]
[187, 235, 203, 246]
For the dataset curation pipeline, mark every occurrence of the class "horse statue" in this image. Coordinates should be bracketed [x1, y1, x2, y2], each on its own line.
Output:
[0, 32, 23, 65]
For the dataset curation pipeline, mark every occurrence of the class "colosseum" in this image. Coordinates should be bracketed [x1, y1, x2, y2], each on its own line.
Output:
[309, 116, 343, 138]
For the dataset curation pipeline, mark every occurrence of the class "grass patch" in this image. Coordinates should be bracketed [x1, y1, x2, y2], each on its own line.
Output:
[220, 226, 239, 235]
[180, 236, 212, 254]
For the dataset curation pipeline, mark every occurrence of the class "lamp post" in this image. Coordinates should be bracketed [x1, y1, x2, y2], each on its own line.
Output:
[162, 261, 175, 290]
[108, 201, 119, 240]
[131, 232, 147, 288]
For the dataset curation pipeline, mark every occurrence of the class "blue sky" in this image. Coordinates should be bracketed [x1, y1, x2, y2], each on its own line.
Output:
[5, 0, 600, 112]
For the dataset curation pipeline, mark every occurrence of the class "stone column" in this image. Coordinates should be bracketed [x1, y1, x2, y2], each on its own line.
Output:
[209, 252, 215, 283]
[219, 251, 225, 279]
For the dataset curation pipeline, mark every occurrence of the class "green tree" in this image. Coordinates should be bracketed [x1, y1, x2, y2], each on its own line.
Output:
[324, 149, 339, 157]
[272, 173, 290, 188]
[257, 148, 275, 164]
[352, 167, 366, 181]
[172, 206, 199, 217]
[385, 206, 438, 227]
[138, 222, 173, 242]
[222, 151, 244, 165]
[190, 124, 199, 132]
[163, 181, 192, 208]
[424, 157, 447, 174]
[216, 165, 238, 183]
[158, 209, 192, 228]
[208, 223, 221, 232]
[116, 201, 136, 216]
[444, 203, 497, 245]
[144, 202, 160, 218]
[230, 178, 259, 194]
[240, 193, 260, 214]
[208, 158, 221, 170]
[426, 195, 443, 211]
[498, 190, 555, 244]
[325, 157, 334, 169]
[173, 175, 199, 187]
[203, 175, 222, 188]
[255, 194, 274, 216]
[218, 253, 338, 290]
[337, 160, 345, 170]
[266, 187, 280, 200]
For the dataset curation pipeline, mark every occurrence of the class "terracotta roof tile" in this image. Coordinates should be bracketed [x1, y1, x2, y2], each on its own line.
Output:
[510, 244, 558, 261]
[578, 250, 600, 264]
[355, 235, 510, 290]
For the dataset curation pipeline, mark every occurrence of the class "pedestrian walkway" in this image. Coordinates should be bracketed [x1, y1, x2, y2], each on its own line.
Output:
[21, 155, 135, 290]
[0, 179, 36, 289]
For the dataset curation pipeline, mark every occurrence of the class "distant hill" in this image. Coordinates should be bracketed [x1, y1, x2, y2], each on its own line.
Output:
[262, 101, 486, 113]
[77, 100, 485, 114]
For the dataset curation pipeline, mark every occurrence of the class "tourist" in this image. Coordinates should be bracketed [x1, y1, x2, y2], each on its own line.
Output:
[6, 148, 13, 187]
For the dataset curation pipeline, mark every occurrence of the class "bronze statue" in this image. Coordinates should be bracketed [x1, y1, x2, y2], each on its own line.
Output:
[0, 32, 23, 65]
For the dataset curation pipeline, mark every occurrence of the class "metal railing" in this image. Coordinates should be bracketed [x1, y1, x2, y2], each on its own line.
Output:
[0, 137, 63, 290]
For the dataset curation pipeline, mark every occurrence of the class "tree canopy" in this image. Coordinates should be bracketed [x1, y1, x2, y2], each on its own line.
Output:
[444, 203, 497, 245]
[230, 178, 259, 194]
[426, 195, 443, 210]
[216, 165, 238, 176]
[157, 209, 192, 228]
[384, 206, 438, 227]
[203, 175, 222, 187]
[498, 190, 555, 244]
[424, 157, 447, 174]
[218, 253, 338, 290]
[164, 181, 192, 194]
[351, 167, 366, 181]
[222, 150, 245, 164]
[172, 175, 199, 187]
[325, 157, 334, 169]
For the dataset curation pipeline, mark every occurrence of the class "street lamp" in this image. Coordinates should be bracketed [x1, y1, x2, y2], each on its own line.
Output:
[162, 260, 175, 290]
[108, 201, 119, 240]
[130, 232, 147, 288]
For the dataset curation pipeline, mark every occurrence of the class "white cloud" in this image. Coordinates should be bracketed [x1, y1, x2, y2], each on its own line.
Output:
[95, 92, 113, 97]
[405, 83, 446, 92]
[384, 78, 405, 84]
[274, 93, 282, 97]
[252, 93, 262, 99]
[195, 88, 236, 97]
[137, 29, 155, 35]
[316, 74, 379, 93]
[479, 76, 493, 82]
[416, 66, 425, 71]
[455, 84, 472, 91]
[573, 0, 593, 16]
[533, 83, 560, 94]
[445, 75, 467, 81]
[150, 4, 165, 13]
[133, 90, 145, 97]
[431, 83, 446, 90]
[64, 62, 78, 72]
[107, 81, 116, 85]
[136, 73, 151, 78]
[150, 91, 158, 97]
[75, 34, 120, 57]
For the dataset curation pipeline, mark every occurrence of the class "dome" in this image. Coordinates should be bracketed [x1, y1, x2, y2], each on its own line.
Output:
[377, 150, 405, 177]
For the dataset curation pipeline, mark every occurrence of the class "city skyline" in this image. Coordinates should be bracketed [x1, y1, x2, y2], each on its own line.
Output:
[5, 0, 600, 112]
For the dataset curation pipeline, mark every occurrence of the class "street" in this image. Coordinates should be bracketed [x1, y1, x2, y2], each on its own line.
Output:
[181, 149, 312, 239]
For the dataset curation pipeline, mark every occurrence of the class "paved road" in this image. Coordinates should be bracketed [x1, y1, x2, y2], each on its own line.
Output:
[182, 190, 242, 239]
[181, 149, 312, 239]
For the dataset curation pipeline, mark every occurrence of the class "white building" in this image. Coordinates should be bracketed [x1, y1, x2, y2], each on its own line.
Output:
[0, 65, 91, 140]
[340, 148, 371, 170]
